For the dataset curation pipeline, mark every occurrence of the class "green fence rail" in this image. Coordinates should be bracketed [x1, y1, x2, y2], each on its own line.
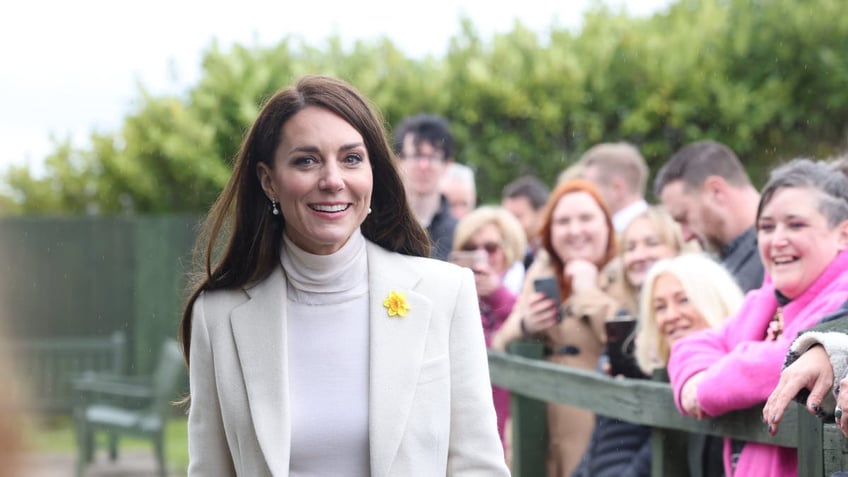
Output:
[489, 341, 848, 476]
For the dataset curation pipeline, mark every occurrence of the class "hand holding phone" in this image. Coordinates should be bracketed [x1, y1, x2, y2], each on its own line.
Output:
[604, 318, 646, 379]
[533, 277, 562, 322]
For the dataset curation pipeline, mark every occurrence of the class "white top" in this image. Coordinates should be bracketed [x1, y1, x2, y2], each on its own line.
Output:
[282, 229, 371, 477]
[502, 260, 525, 295]
[612, 199, 649, 232]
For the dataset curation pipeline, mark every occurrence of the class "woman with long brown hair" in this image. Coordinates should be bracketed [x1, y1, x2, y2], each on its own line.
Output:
[179, 75, 508, 476]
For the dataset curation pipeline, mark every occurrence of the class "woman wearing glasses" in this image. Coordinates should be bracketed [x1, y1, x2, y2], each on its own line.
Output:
[450, 205, 527, 456]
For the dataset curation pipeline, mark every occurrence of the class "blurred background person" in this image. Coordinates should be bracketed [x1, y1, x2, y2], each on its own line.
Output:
[0, 323, 26, 476]
[501, 175, 550, 270]
[493, 179, 623, 477]
[636, 252, 744, 477]
[450, 205, 527, 456]
[578, 142, 649, 232]
[573, 206, 689, 477]
[654, 140, 764, 292]
[393, 113, 458, 261]
[441, 162, 476, 219]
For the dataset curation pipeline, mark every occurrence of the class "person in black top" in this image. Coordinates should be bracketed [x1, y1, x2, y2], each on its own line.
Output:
[655, 140, 764, 293]
[654, 140, 766, 477]
[393, 114, 458, 260]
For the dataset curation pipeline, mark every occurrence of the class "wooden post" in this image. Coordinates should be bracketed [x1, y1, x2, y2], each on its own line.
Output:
[650, 368, 689, 477]
[797, 407, 823, 476]
[507, 340, 547, 477]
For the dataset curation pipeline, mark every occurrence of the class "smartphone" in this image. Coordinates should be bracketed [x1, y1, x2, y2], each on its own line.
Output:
[449, 250, 487, 270]
[533, 277, 562, 322]
[604, 318, 646, 379]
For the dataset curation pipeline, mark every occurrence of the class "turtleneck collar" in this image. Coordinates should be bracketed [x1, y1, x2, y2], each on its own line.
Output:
[280, 228, 369, 304]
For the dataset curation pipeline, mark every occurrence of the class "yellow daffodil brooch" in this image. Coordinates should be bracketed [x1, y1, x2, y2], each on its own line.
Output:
[383, 291, 411, 318]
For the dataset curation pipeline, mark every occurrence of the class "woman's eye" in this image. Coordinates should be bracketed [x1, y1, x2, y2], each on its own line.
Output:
[344, 153, 364, 164]
[788, 222, 806, 230]
[294, 156, 318, 166]
[757, 223, 774, 233]
[653, 303, 666, 313]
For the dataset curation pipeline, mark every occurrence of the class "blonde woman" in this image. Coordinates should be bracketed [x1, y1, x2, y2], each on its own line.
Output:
[635, 253, 743, 477]
[451, 205, 526, 451]
[636, 253, 744, 375]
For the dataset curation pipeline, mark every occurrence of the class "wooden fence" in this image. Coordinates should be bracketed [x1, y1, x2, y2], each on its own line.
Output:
[489, 341, 848, 477]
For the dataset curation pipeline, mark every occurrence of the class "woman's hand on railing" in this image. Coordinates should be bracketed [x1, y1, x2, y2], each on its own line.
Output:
[681, 371, 707, 419]
[836, 374, 848, 437]
[762, 345, 832, 436]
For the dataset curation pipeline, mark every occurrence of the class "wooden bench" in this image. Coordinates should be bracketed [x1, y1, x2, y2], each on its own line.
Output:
[72, 338, 184, 477]
[12, 332, 127, 414]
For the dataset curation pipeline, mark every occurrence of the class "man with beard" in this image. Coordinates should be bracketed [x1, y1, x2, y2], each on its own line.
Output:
[654, 140, 765, 477]
[654, 140, 764, 293]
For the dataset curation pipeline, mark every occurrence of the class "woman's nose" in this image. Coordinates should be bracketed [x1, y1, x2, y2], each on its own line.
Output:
[319, 163, 344, 191]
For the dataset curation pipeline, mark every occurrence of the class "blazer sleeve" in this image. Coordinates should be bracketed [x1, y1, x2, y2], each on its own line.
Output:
[447, 268, 511, 476]
[187, 294, 236, 476]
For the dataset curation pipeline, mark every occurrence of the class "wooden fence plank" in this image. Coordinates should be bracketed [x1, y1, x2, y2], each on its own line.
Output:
[488, 347, 848, 476]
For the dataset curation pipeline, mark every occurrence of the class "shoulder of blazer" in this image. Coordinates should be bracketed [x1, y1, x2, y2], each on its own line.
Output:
[366, 240, 468, 284]
[196, 286, 251, 327]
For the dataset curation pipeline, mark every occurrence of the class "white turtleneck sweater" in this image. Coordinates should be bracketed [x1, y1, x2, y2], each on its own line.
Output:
[281, 229, 371, 477]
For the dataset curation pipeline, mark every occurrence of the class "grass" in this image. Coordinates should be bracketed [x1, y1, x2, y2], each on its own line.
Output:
[24, 414, 188, 473]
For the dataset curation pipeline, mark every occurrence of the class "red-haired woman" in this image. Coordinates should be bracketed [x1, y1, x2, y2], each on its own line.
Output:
[493, 179, 625, 477]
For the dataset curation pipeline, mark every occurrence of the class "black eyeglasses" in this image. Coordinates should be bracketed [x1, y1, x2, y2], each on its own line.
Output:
[461, 242, 501, 255]
[398, 153, 446, 163]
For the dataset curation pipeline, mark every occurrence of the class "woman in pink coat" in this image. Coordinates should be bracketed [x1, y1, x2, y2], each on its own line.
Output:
[668, 159, 848, 477]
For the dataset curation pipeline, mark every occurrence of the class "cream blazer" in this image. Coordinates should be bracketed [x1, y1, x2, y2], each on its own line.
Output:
[187, 241, 510, 476]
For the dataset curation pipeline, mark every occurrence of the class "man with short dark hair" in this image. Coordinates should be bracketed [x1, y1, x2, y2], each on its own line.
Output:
[655, 139, 764, 292]
[393, 114, 457, 260]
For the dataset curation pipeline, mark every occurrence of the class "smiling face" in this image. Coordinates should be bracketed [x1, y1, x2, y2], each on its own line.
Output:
[622, 216, 677, 288]
[398, 136, 451, 197]
[756, 187, 848, 299]
[461, 222, 507, 276]
[651, 272, 710, 347]
[257, 106, 373, 255]
[549, 191, 610, 265]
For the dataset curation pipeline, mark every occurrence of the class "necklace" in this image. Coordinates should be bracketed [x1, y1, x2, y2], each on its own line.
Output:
[768, 307, 784, 341]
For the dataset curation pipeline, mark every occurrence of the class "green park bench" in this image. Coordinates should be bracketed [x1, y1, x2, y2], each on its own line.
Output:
[490, 318, 848, 477]
[12, 332, 127, 414]
[72, 338, 185, 477]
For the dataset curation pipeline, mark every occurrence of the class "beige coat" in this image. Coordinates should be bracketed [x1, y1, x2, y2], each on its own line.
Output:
[501, 251, 624, 477]
[186, 241, 509, 476]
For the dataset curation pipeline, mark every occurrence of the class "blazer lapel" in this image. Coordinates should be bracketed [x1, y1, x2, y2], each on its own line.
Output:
[231, 265, 289, 476]
[366, 243, 432, 477]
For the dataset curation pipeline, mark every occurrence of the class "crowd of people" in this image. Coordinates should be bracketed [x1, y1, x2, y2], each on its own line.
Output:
[177, 74, 848, 477]
[411, 107, 848, 476]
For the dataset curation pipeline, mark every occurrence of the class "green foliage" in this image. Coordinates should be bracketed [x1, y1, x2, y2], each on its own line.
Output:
[5, 0, 848, 213]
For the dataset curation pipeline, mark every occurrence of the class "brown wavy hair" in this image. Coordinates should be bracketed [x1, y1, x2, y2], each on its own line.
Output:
[537, 179, 616, 300]
[179, 75, 430, 365]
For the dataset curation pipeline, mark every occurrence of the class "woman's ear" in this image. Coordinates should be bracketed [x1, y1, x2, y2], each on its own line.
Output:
[837, 220, 848, 251]
[256, 162, 276, 201]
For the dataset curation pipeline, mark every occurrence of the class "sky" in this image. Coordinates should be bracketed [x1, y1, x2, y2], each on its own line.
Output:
[0, 0, 673, 176]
